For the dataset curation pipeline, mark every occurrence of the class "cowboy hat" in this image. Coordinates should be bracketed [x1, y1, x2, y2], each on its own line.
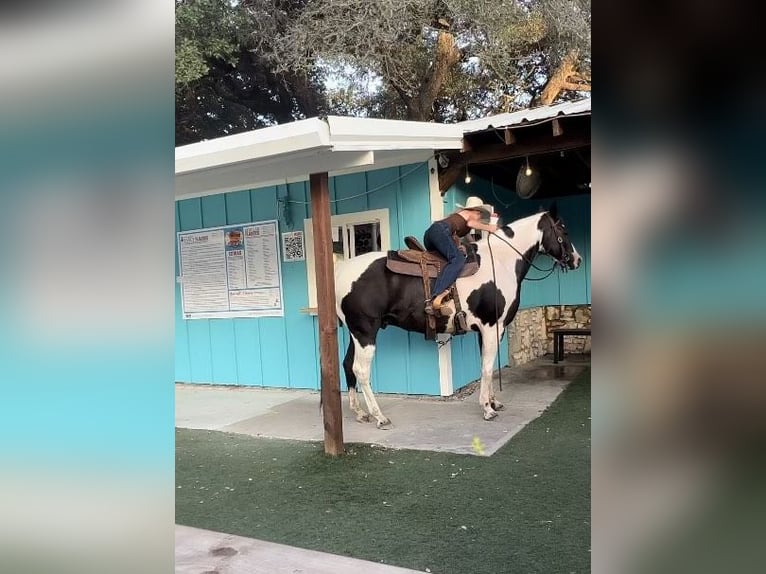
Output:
[456, 196, 493, 219]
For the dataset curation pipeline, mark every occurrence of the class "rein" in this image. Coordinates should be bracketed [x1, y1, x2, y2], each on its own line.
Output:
[487, 234, 503, 392]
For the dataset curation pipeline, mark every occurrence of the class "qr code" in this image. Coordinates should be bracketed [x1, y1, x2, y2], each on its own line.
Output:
[282, 231, 305, 262]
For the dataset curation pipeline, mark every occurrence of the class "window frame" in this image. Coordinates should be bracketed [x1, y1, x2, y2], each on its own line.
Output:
[303, 208, 391, 313]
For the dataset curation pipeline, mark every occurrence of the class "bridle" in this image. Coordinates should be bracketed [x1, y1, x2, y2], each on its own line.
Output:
[550, 218, 572, 272]
[487, 213, 572, 281]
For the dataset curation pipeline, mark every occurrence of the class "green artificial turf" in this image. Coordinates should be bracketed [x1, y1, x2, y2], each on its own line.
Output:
[176, 368, 590, 574]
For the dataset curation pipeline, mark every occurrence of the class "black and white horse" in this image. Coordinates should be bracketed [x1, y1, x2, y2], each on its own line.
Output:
[335, 207, 582, 426]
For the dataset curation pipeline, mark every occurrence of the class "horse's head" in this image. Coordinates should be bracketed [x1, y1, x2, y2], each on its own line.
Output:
[538, 204, 582, 271]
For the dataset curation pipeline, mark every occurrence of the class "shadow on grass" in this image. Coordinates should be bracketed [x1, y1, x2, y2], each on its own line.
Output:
[176, 368, 590, 574]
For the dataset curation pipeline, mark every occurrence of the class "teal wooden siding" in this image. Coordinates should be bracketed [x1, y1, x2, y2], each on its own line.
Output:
[175, 163, 441, 395]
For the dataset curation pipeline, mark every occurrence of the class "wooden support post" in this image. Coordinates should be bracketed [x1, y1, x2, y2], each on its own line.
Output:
[309, 172, 344, 456]
[552, 119, 563, 137]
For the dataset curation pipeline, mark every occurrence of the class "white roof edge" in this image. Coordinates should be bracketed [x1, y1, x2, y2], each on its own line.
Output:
[174, 98, 590, 178]
[175, 117, 331, 174]
[326, 115, 462, 138]
[176, 117, 330, 158]
[458, 98, 591, 134]
[326, 116, 463, 152]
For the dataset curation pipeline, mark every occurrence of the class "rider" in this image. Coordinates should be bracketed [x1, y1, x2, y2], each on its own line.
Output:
[423, 196, 498, 314]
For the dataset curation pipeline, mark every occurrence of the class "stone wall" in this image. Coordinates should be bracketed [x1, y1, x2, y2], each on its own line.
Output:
[507, 307, 548, 366]
[544, 305, 592, 355]
[507, 304, 591, 366]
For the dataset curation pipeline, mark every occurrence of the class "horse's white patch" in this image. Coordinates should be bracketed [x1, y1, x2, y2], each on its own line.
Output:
[348, 387, 370, 423]
[572, 246, 582, 269]
[334, 252, 387, 323]
[351, 338, 374, 382]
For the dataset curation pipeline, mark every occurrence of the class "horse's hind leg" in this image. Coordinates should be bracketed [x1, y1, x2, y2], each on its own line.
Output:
[343, 340, 372, 423]
[350, 335, 391, 428]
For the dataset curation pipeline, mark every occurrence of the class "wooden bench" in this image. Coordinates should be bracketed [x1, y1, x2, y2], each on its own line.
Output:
[552, 327, 591, 364]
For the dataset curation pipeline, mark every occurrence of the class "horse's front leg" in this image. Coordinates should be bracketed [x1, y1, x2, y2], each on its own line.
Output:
[478, 328, 500, 420]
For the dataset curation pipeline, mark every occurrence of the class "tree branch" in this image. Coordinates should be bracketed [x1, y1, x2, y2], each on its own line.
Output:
[388, 79, 412, 109]
[409, 30, 461, 120]
[533, 49, 583, 106]
[562, 82, 591, 92]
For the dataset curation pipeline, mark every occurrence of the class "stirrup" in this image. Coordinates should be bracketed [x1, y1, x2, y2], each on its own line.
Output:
[455, 311, 468, 333]
[431, 289, 451, 310]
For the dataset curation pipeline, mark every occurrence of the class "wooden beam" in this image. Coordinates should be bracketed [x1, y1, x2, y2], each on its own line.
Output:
[309, 172, 344, 456]
[438, 132, 590, 193]
[552, 119, 563, 137]
[503, 129, 516, 145]
[438, 162, 464, 195]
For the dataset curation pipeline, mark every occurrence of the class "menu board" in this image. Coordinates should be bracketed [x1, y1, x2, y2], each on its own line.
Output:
[178, 220, 284, 319]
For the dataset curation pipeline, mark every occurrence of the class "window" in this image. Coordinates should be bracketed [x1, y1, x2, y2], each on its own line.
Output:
[304, 208, 390, 311]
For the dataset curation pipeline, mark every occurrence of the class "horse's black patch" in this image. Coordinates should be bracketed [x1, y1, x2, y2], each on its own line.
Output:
[500, 245, 538, 328]
[342, 341, 358, 390]
[340, 257, 449, 352]
[503, 295, 520, 328]
[514, 245, 538, 282]
[501, 225, 514, 238]
[466, 282, 506, 327]
[473, 326, 482, 351]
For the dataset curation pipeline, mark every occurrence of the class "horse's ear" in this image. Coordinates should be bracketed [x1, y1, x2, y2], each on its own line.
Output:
[548, 202, 559, 222]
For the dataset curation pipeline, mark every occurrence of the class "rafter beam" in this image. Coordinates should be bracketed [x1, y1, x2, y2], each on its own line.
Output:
[438, 132, 590, 193]
[552, 119, 563, 137]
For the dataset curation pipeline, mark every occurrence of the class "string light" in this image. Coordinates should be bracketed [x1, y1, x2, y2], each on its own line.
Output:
[464, 164, 472, 184]
[524, 156, 532, 177]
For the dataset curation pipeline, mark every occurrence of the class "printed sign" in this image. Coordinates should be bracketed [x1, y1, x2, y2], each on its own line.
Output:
[178, 220, 284, 319]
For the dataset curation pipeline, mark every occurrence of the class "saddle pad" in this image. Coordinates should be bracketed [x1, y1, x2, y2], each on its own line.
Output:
[396, 249, 444, 265]
[385, 251, 479, 278]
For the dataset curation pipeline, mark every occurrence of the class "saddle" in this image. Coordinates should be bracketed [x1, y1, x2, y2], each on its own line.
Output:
[386, 236, 480, 340]
[385, 236, 480, 279]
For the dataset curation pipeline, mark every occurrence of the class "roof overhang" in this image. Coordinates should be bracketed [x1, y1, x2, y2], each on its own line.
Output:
[175, 116, 464, 199]
[458, 99, 592, 135]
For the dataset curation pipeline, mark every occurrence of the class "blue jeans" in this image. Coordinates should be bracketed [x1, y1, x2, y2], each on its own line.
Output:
[424, 221, 466, 297]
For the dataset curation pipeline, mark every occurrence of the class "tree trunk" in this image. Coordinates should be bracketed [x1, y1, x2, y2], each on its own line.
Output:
[534, 50, 591, 106]
[284, 70, 323, 118]
[407, 30, 461, 121]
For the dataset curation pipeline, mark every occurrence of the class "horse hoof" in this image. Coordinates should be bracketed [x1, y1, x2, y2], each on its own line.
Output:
[483, 410, 498, 421]
[356, 414, 373, 423]
[491, 401, 505, 411]
[376, 418, 392, 429]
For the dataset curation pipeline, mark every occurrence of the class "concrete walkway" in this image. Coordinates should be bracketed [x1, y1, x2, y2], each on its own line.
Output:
[176, 525, 422, 574]
[176, 357, 587, 457]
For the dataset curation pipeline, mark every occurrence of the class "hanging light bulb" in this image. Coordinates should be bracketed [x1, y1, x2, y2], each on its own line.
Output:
[524, 157, 532, 177]
[464, 164, 471, 184]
